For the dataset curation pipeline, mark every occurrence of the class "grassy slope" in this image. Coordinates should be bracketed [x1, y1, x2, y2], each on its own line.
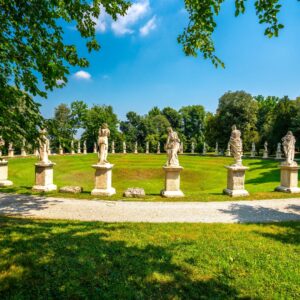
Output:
[0, 217, 299, 299]
[1, 153, 299, 201]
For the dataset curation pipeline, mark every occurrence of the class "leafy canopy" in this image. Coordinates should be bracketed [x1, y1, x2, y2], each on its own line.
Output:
[178, 0, 286, 67]
[0, 0, 130, 97]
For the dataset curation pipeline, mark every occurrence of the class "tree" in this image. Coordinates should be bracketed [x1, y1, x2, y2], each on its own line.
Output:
[82, 105, 119, 151]
[0, 0, 130, 97]
[179, 105, 206, 151]
[70, 101, 88, 130]
[213, 91, 259, 150]
[162, 107, 182, 132]
[0, 86, 43, 150]
[178, 1, 286, 67]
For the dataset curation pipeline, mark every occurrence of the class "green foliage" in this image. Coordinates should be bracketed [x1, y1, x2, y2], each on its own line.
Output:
[210, 91, 259, 151]
[0, 86, 43, 149]
[0, 0, 130, 97]
[178, 0, 285, 67]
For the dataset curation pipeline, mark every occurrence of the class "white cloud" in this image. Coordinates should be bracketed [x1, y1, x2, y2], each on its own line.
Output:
[111, 0, 150, 35]
[95, 5, 108, 33]
[56, 79, 65, 85]
[139, 15, 157, 36]
[74, 71, 91, 80]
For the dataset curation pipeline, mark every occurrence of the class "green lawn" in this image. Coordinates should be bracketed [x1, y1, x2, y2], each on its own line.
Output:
[0, 217, 299, 299]
[1, 153, 298, 201]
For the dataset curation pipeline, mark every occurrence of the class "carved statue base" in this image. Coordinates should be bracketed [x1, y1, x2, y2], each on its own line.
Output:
[32, 162, 57, 192]
[226, 151, 231, 157]
[21, 150, 27, 156]
[275, 152, 282, 160]
[8, 150, 14, 157]
[263, 151, 268, 158]
[91, 164, 116, 196]
[161, 166, 184, 198]
[275, 164, 300, 193]
[59, 149, 63, 155]
[250, 151, 255, 158]
[223, 165, 249, 197]
[0, 160, 13, 186]
[83, 149, 87, 154]
[71, 150, 75, 155]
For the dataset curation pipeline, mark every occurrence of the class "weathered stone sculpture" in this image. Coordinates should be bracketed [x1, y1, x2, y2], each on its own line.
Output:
[226, 142, 231, 157]
[134, 142, 138, 154]
[276, 143, 282, 159]
[263, 141, 268, 158]
[250, 142, 256, 158]
[77, 141, 81, 154]
[59, 143, 63, 155]
[32, 129, 57, 192]
[157, 142, 161, 154]
[215, 142, 219, 156]
[8, 143, 14, 157]
[0, 136, 13, 186]
[21, 139, 27, 156]
[91, 123, 115, 196]
[111, 141, 115, 154]
[275, 131, 300, 193]
[202, 142, 207, 155]
[180, 142, 184, 154]
[123, 141, 126, 154]
[83, 141, 87, 154]
[223, 125, 249, 197]
[93, 142, 97, 153]
[161, 127, 184, 197]
[191, 142, 195, 154]
[146, 141, 149, 154]
[71, 140, 75, 155]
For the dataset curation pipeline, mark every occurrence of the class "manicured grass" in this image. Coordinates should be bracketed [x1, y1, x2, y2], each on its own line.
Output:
[1, 153, 299, 201]
[0, 217, 299, 299]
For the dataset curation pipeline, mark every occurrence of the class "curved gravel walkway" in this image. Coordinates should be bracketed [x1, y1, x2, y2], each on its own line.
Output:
[0, 193, 300, 223]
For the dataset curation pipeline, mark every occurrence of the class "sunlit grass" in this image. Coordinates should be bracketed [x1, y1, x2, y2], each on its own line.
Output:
[1, 153, 297, 201]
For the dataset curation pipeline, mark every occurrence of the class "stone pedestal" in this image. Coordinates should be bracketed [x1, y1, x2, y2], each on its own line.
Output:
[8, 150, 14, 157]
[161, 166, 184, 198]
[250, 151, 255, 158]
[263, 151, 268, 158]
[32, 162, 57, 192]
[21, 149, 27, 156]
[223, 165, 249, 197]
[276, 152, 282, 160]
[275, 164, 300, 193]
[0, 161, 13, 186]
[91, 164, 116, 196]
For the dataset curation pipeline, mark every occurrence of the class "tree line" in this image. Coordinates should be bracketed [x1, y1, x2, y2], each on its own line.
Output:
[2, 90, 300, 155]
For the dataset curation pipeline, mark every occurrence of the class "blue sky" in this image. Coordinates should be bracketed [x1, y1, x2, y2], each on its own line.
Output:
[39, 0, 300, 120]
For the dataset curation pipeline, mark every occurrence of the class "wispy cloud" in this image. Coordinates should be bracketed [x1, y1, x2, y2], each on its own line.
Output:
[95, 5, 108, 33]
[111, 0, 150, 35]
[139, 15, 157, 36]
[74, 71, 92, 80]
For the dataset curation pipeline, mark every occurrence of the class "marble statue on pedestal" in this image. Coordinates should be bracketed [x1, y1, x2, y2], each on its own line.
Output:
[165, 127, 180, 166]
[202, 142, 206, 155]
[93, 142, 97, 153]
[275, 131, 300, 193]
[134, 142, 138, 154]
[38, 129, 52, 164]
[71, 140, 75, 154]
[83, 140, 87, 154]
[191, 142, 195, 154]
[123, 141, 126, 154]
[229, 125, 243, 166]
[223, 125, 249, 197]
[226, 142, 231, 157]
[97, 123, 110, 164]
[146, 141, 149, 154]
[157, 142, 161, 154]
[91, 123, 115, 196]
[161, 127, 184, 197]
[263, 141, 268, 158]
[282, 131, 296, 165]
[0, 136, 13, 186]
[250, 142, 256, 157]
[215, 142, 219, 155]
[111, 141, 115, 154]
[276, 142, 282, 159]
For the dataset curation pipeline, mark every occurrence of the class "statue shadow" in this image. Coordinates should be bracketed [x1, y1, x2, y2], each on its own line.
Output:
[218, 203, 300, 224]
[0, 217, 241, 299]
[0, 194, 63, 216]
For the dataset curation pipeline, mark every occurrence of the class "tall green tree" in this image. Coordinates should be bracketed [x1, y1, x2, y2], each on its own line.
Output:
[212, 91, 259, 150]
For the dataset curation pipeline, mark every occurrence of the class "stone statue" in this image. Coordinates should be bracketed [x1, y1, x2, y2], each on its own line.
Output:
[111, 141, 115, 154]
[77, 141, 81, 154]
[226, 142, 231, 156]
[264, 141, 268, 152]
[146, 141, 149, 154]
[97, 123, 110, 164]
[191, 142, 195, 154]
[282, 131, 296, 165]
[250, 142, 256, 158]
[38, 129, 51, 164]
[134, 141, 138, 154]
[93, 142, 97, 153]
[123, 141, 126, 154]
[276, 142, 282, 159]
[202, 142, 206, 155]
[165, 127, 180, 166]
[157, 142, 161, 154]
[229, 125, 243, 166]
[0, 136, 5, 160]
[215, 142, 219, 155]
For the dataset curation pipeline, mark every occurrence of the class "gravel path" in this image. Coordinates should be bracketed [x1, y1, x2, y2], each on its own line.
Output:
[0, 193, 300, 223]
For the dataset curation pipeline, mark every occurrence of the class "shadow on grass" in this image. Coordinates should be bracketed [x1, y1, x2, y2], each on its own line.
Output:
[0, 194, 63, 216]
[0, 217, 239, 299]
[219, 203, 300, 223]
